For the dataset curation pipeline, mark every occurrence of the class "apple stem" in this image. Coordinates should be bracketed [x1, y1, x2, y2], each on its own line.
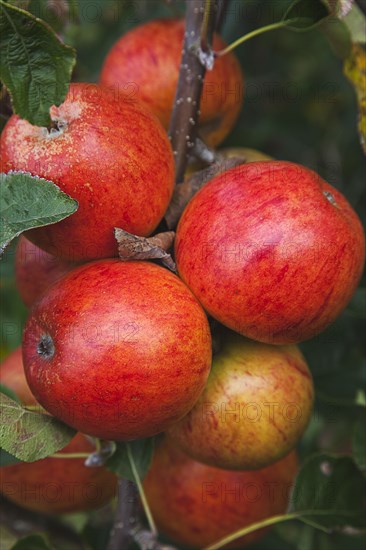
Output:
[214, 19, 298, 57]
[168, 0, 218, 184]
[51, 452, 91, 459]
[126, 443, 158, 536]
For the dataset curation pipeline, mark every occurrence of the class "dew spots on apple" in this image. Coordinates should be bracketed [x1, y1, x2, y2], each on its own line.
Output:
[37, 333, 55, 360]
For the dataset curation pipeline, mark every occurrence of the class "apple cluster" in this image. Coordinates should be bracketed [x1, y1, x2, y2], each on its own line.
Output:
[1, 17, 365, 550]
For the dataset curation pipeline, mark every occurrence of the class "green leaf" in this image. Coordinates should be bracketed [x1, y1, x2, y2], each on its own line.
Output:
[0, 392, 76, 462]
[283, 0, 331, 30]
[355, 389, 366, 407]
[344, 44, 366, 153]
[0, 0, 76, 126]
[11, 534, 51, 550]
[343, 3, 366, 44]
[0, 171, 78, 255]
[106, 438, 154, 482]
[290, 453, 366, 530]
[352, 412, 366, 470]
[319, 16, 352, 59]
[0, 448, 22, 466]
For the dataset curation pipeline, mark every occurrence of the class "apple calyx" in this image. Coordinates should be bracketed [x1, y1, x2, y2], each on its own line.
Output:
[37, 333, 55, 359]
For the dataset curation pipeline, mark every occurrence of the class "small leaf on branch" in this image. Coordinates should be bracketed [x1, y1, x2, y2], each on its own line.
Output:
[0, 393, 76, 462]
[344, 44, 366, 153]
[283, 0, 331, 30]
[290, 453, 366, 530]
[342, 3, 366, 43]
[106, 438, 155, 482]
[114, 228, 176, 272]
[165, 156, 245, 229]
[0, 0, 76, 126]
[0, 171, 78, 255]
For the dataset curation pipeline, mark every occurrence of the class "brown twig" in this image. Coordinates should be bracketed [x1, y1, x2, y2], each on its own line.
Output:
[216, 0, 231, 31]
[165, 156, 245, 229]
[168, 0, 218, 183]
[107, 479, 139, 550]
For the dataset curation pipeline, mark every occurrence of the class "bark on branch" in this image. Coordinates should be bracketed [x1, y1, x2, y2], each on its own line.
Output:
[168, 0, 218, 183]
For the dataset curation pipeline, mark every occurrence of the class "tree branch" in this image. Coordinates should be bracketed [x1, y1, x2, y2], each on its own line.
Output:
[168, 0, 218, 183]
[107, 479, 139, 550]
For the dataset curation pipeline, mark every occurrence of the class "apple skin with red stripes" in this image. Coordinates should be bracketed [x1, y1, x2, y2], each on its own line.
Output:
[22, 260, 212, 441]
[0, 83, 174, 262]
[100, 18, 244, 148]
[15, 236, 77, 307]
[175, 161, 365, 344]
[168, 331, 314, 470]
[143, 438, 298, 549]
[0, 347, 117, 514]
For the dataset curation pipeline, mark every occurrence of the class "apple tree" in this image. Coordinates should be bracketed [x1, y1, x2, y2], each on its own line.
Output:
[0, 1, 365, 549]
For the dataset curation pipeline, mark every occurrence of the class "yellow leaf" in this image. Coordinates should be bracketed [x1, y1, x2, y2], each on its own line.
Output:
[344, 44, 366, 153]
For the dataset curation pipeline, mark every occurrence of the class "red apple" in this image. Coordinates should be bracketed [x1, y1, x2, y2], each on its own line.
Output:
[0, 83, 174, 261]
[175, 161, 365, 344]
[15, 235, 76, 307]
[0, 347, 117, 514]
[100, 18, 244, 147]
[22, 260, 212, 440]
[168, 331, 314, 469]
[144, 438, 298, 549]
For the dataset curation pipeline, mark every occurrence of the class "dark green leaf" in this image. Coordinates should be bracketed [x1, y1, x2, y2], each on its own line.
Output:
[0, 383, 20, 403]
[0, 392, 76, 462]
[0, 172, 78, 255]
[0, 0, 76, 125]
[11, 534, 51, 550]
[290, 453, 366, 529]
[319, 16, 352, 58]
[352, 411, 366, 470]
[106, 438, 155, 482]
[284, 0, 331, 30]
[0, 448, 22, 466]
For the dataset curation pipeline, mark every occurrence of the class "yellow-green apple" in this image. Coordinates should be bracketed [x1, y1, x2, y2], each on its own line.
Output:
[15, 236, 76, 307]
[143, 438, 298, 549]
[0, 347, 117, 513]
[0, 83, 174, 261]
[175, 161, 365, 344]
[22, 260, 212, 440]
[100, 18, 244, 147]
[168, 331, 314, 469]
